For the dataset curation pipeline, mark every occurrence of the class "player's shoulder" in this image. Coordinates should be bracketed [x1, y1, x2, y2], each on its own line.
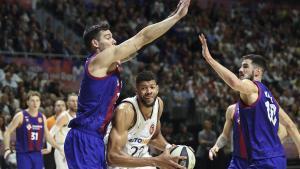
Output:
[113, 102, 135, 124]
[56, 111, 69, 122]
[116, 102, 135, 114]
[14, 111, 24, 120]
[227, 104, 236, 112]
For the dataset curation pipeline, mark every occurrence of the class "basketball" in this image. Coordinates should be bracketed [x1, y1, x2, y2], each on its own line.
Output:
[170, 145, 196, 169]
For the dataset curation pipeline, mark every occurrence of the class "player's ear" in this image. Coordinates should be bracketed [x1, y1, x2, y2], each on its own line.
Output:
[254, 67, 262, 77]
[91, 39, 100, 48]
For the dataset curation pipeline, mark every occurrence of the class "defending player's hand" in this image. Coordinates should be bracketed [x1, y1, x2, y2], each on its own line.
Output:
[198, 33, 212, 60]
[155, 148, 187, 169]
[209, 145, 219, 160]
[170, 0, 191, 19]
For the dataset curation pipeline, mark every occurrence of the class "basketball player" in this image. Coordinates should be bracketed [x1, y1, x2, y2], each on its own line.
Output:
[3, 91, 64, 169]
[208, 104, 289, 168]
[106, 71, 185, 169]
[44, 99, 66, 169]
[47, 99, 66, 130]
[198, 34, 300, 168]
[64, 0, 191, 168]
[47, 94, 78, 169]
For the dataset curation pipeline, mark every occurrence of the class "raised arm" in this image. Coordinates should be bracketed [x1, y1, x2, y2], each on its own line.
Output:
[198, 34, 257, 95]
[209, 104, 235, 160]
[278, 107, 300, 157]
[148, 98, 170, 151]
[93, 0, 191, 68]
[107, 102, 185, 169]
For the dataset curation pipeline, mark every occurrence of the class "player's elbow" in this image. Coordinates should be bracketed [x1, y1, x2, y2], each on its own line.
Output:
[136, 29, 152, 46]
[107, 152, 120, 167]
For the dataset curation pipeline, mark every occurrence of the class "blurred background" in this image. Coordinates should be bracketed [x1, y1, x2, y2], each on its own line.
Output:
[0, 0, 299, 168]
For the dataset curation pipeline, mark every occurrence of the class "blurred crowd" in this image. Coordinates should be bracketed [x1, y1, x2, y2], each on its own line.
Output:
[0, 0, 299, 168]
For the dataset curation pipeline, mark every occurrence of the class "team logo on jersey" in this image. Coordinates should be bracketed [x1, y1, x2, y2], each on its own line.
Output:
[26, 124, 32, 130]
[149, 123, 155, 135]
[38, 117, 43, 123]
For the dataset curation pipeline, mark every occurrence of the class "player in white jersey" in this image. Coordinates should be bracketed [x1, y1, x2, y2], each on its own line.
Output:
[106, 71, 186, 169]
[48, 94, 78, 169]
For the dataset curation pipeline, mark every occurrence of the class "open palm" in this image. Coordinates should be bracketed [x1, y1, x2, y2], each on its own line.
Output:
[198, 34, 212, 60]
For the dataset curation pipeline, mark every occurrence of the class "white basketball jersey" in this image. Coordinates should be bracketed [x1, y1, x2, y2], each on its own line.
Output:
[55, 110, 75, 144]
[122, 96, 159, 157]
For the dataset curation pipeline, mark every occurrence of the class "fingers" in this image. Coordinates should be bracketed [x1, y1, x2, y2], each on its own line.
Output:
[209, 150, 214, 160]
[198, 33, 207, 45]
[171, 160, 186, 169]
[209, 147, 219, 160]
[173, 155, 187, 161]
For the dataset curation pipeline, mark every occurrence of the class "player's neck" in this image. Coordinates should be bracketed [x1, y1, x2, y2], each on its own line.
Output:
[55, 111, 62, 119]
[27, 108, 39, 117]
[253, 76, 262, 82]
[68, 110, 76, 118]
[137, 100, 153, 119]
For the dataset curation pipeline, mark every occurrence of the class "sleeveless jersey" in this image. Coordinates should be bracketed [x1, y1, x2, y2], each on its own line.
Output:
[232, 104, 248, 159]
[16, 110, 44, 152]
[236, 81, 284, 160]
[68, 55, 122, 138]
[55, 110, 75, 144]
[123, 96, 159, 157]
[106, 96, 159, 158]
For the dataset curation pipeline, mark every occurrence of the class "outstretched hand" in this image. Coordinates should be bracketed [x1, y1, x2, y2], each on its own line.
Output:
[198, 33, 212, 60]
[208, 146, 219, 160]
[169, 0, 191, 19]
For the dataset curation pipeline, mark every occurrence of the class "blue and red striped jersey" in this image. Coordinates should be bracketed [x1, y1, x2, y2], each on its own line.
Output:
[233, 81, 285, 160]
[16, 110, 44, 152]
[68, 55, 122, 138]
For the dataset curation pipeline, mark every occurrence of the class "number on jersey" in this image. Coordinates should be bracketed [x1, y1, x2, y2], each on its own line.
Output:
[131, 146, 145, 157]
[265, 101, 277, 126]
[31, 132, 39, 141]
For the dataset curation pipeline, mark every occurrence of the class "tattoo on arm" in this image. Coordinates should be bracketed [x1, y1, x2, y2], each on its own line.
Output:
[216, 134, 228, 149]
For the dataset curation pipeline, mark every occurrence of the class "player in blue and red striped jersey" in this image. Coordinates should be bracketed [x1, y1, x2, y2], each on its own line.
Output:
[209, 103, 288, 169]
[199, 34, 300, 169]
[64, 0, 191, 169]
[3, 91, 63, 169]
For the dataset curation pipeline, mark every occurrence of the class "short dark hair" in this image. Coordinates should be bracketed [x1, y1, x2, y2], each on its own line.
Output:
[136, 71, 157, 85]
[242, 54, 267, 72]
[83, 22, 110, 51]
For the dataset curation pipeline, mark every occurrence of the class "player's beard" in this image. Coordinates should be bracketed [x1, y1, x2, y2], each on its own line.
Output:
[240, 71, 254, 81]
[247, 71, 255, 81]
[140, 95, 158, 108]
[70, 107, 78, 113]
